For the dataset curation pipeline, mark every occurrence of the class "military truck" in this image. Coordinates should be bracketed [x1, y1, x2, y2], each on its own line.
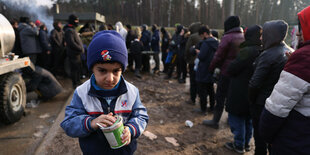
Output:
[0, 14, 35, 124]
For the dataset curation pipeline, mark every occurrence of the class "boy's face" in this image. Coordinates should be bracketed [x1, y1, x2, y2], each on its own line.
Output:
[92, 62, 122, 89]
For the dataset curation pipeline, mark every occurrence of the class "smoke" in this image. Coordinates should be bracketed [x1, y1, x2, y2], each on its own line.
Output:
[0, 0, 56, 32]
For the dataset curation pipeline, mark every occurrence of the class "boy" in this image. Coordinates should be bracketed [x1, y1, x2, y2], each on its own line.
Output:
[60, 31, 149, 155]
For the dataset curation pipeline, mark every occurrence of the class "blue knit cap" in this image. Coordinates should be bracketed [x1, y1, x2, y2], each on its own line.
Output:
[87, 30, 128, 71]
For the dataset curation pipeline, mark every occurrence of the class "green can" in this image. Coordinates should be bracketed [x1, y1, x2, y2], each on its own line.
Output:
[98, 116, 127, 149]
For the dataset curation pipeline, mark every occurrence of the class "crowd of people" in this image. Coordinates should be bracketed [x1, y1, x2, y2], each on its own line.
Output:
[10, 5, 310, 154]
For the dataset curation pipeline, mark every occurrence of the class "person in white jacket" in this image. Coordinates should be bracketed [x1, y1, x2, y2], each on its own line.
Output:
[115, 21, 128, 40]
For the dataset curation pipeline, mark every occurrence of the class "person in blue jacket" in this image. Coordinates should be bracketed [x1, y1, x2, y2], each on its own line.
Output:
[60, 30, 149, 155]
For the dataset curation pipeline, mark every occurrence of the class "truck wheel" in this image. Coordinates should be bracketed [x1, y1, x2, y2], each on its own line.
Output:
[0, 72, 26, 124]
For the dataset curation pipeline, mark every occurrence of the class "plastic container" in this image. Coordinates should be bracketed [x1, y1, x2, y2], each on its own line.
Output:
[97, 116, 127, 149]
[185, 120, 193, 128]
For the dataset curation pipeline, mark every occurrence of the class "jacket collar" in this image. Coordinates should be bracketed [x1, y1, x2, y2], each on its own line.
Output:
[224, 27, 243, 35]
[88, 75, 127, 98]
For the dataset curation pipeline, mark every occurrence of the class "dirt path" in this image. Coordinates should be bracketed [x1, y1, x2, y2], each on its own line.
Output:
[43, 72, 254, 155]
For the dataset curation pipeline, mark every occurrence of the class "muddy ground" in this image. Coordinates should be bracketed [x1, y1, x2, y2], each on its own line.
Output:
[44, 71, 254, 155]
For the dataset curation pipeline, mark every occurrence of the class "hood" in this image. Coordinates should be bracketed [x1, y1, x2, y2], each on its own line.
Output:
[176, 25, 184, 35]
[262, 20, 288, 49]
[298, 6, 310, 42]
[224, 27, 243, 35]
[115, 21, 124, 29]
[205, 37, 219, 50]
[244, 25, 262, 46]
[68, 14, 78, 27]
[189, 22, 201, 34]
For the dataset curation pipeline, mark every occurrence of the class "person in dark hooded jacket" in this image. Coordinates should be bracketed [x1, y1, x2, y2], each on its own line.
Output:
[140, 24, 151, 72]
[160, 27, 171, 73]
[166, 25, 185, 79]
[64, 14, 84, 88]
[203, 16, 244, 129]
[248, 20, 293, 155]
[50, 21, 65, 76]
[18, 17, 42, 64]
[151, 24, 160, 72]
[37, 24, 52, 70]
[259, 6, 310, 155]
[224, 25, 263, 153]
[185, 22, 202, 105]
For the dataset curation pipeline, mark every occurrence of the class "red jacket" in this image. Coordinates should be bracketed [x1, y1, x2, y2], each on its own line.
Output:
[209, 27, 244, 76]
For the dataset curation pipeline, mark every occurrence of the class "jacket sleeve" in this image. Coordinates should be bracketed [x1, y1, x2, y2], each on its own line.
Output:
[60, 90, 95, 138]
[65, 30, 84, 53]
[185, 36, 193, 60]
[209, 35, 230, 72]
[125, 89, 149, 139]
[259, 70, 308, 143]
[227, 48, 249, 76]
[249, 51, 271, 89]
[198, 41, 210, 61]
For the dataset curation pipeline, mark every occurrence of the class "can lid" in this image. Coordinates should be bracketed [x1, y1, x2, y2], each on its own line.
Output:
[100, 115, 123, 131]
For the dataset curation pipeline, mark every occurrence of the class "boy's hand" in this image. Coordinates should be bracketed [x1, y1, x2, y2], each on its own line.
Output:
[122, 126, 131, 145]
[91, 112, 116, 130]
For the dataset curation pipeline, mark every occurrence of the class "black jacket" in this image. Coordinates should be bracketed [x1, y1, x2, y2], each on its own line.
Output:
[50, 28, 64, 51]
[196, 37, 219, 83]
[64, 25, 84, 58]
[39, 29, 52, 52]
[161, 32, 170, 52]
[126, 30, 135, 49]
[12, 27, 22, 55]
[130, 39, 143, 55]
[249, 20, 293, 106]
[140, 30, 151, 51]
[226, 25, 263, 116]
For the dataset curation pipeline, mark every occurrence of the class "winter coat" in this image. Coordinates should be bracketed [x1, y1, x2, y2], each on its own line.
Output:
[259, 41, 310, 155]
[161, 32, 170, 52]
[209, 27, 244, 76]
[18, 23, 42, 55]
[50, 28, 64, 52]
[39, 29, 51, 52]
[169, 33, 183, 54]
[61, 76, 149, 155]
[226, 25, 262, 116]
[141, 30, 151, 51]
[185, 23, 202, 64]
[12, 27, 22, 56]
[115, 22, 128, 40]
[195, 37, 219, 83]
[126, 30, 135, 49]
[130, 39, 143, 55]
[248, 20, 293, 106]
[259, 7, 310, 154]
[64, 25, 84, 58]
[151, 29, 160, 52]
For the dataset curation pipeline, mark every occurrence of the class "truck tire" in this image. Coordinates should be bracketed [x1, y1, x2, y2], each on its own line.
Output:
[0, 72, 26, 124]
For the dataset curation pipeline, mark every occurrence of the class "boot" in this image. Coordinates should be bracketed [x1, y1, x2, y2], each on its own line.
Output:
[202, 109, 223, 129]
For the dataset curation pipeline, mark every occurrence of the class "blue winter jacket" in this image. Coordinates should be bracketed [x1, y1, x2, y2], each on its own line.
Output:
[196, 37, 219, 83]
[60, 76, 149, 155]
[151, 30, 160, 52]
[141, 30, 151, 51]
